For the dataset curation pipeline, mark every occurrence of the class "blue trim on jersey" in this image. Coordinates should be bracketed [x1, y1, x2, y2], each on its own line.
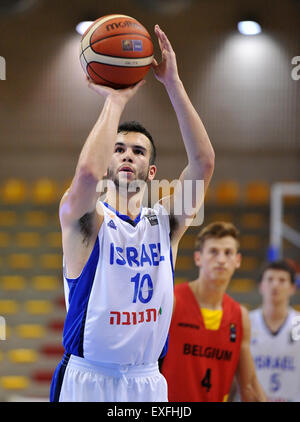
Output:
[103, 201, 142, 225]
[62, 237, 100, 357]
[49, 352, 71, 402]
[159, 244, 175, 360]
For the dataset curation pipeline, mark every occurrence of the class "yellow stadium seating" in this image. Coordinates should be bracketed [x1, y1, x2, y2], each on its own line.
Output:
[175, 255, 194, 271]
[179, 234, 196, 250]
[0, 275, 26, 290]
[245, 181, 270, 205]
[8, 349, 39, 364]
[215, 181, 240, 205]
[24, 211, 48, 227]
[228, 278, 256, 293]
[240, 213, 266, 229]
[0, 211, 17, 226]
[31, 178, 59, 204]
[0, 231, 10, 247]
[0, 300, 19, 315]
[39, 254, 61, 270]
[24, 300, 53, 315]
[0, 376, 29, 390]
[15, 324, 45, 339]
[240, 257, 260, 271]
[1, 179, 27, 204]
[31, 275, 60, 291]
[239, 234, 264, 250]
[8, 253, 34, 269]
[15, 232, 41, 248]
[45, 232, 61, 248]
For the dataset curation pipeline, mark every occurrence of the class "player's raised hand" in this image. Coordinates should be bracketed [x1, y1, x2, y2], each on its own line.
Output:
[152, 24, 180, 86]
[87, 77, 146, 107]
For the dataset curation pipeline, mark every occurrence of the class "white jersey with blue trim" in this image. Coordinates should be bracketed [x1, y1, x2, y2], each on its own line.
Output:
[250, 308, 300, 402]
[62, 201, 174, 366]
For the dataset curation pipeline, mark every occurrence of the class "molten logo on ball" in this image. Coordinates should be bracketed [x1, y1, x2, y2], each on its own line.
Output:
[106, 20, 144, 32]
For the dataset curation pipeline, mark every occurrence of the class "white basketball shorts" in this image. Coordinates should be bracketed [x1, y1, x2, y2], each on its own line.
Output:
[50, 353, 168, 402]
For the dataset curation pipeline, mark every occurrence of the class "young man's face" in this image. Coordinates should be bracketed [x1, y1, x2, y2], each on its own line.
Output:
[259, 269, 295, 306]
[107, 131, 156, 189]
[194, 236, 241, 285]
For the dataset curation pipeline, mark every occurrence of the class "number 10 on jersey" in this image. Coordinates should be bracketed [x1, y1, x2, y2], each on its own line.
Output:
[131, 273, 154, 304]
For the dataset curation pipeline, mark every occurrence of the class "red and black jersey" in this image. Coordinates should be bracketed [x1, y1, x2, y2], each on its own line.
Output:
[161, 282, 242, 402]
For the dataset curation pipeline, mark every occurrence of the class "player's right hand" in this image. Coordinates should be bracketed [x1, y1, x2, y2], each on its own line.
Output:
[86, 77, 146, 106]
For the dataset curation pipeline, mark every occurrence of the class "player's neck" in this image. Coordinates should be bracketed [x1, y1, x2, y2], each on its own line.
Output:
[262, 301, 289, 323]
[190, 277, 225, 310]
[105, 189, 144, 220]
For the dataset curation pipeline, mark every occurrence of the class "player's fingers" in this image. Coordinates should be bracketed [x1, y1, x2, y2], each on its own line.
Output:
[155, 24, 173, 53]
[152, 57, 159, 68]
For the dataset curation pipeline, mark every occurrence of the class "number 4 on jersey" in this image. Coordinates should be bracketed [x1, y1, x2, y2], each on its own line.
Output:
[201, 368, 212, 392]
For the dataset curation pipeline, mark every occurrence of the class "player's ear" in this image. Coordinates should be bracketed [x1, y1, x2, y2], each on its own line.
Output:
[194, 250, 201, 267]
[235, 252, 242, 269]
[148, 165, 157, 180]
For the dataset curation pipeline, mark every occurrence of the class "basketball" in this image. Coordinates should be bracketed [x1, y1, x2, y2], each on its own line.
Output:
[79, 14, 154, 88]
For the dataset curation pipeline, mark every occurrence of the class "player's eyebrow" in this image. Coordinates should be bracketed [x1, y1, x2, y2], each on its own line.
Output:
[115, 142, 147, 152]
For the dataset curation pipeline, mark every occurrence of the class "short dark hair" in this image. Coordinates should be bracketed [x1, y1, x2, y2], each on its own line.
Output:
[195, 221, 240, 251]
[259, 260, 296, 284]
[117, 120, 156, 165]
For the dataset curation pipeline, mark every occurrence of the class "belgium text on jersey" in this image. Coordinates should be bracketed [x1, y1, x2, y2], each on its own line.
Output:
[96, 178, 204, 226]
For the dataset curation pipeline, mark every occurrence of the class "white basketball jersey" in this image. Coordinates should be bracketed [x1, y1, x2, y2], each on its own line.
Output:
[62, 201, 174, 366]
[250, 308, 300, 402]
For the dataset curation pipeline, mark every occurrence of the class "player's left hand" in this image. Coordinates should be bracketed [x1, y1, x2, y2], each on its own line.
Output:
[152, 24, 180, 87]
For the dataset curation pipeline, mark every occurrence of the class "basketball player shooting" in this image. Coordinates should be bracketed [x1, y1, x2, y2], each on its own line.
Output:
[50, 24, 215, 402]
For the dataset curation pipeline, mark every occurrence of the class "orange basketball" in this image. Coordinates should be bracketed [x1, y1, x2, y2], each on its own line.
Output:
[79, 14, 154, 88]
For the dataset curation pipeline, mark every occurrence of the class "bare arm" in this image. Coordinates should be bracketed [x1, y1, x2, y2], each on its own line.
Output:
[236, 306, 267, 402]
[59, 80, 145, 278]
[152, 25, 215, 252]
[60, 80, 146, 225]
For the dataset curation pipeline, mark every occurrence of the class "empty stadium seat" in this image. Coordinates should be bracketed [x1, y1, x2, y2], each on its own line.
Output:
[39, 254, 61, 270]
[175, 256, 194, 271]
[24, 300, 53, 315]
[0, 300, 19, 315]
[31, 275, 60, 291]
[31, 179, 59, 204]
[207, 212, 235, 223]
[8, 349, 39, 364]
[228, 278, 256, 293]
[215, 181, 240, 205]
[240, 256, 260, 271]
[1, 179, 28, 204]
[45, 232, 61, 248]
[16, 324, 46, 339]
[8, 253, 34, 269]
[0, 232, 10, 247]
[15, 232, 41, 248]
[0, 275, 26, 290]
[239, 234, 264, 250]
[240, 213, 266, 229]
[179, 234, 196, 250]
[0, 211, 17, 226]
[24, 211, 48, 227]
[0, 376, 29, 390]
[245, 181, 270, 205]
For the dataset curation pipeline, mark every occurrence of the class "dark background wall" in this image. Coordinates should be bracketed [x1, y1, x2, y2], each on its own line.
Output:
[0, 0, 299, 184]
